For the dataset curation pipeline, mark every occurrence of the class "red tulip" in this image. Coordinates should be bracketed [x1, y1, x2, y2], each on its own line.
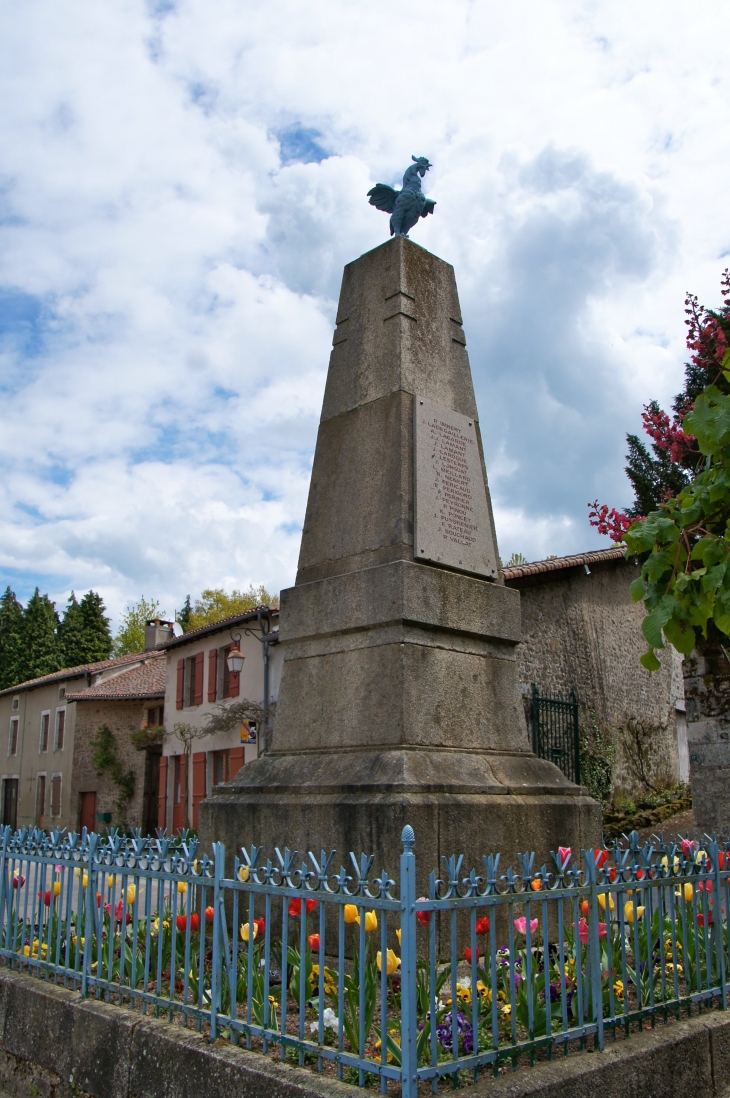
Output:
[464, 947, 480, 964]
[38, 890, 52, 906]
[176, 915, 188, 933]
[475, 917, 490, 935]
[594, 849, 609, 870]
[608, 867, 617, 883]
[96, 892, 102, 907]
[698, 880, 713, 893]
[697, 911, 714, 927]
[12, 875, 25, 889]
[288, 897, 318, 917]
[205, 906, 215, 923]
[580, 900, 589, 916]
[254, 917, 265, 937]
[308, 933, 320, 951]
[190, 912, 200, 932]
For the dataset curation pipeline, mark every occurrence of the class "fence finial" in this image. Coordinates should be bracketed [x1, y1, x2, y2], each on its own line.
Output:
[401, 824, 415, 849]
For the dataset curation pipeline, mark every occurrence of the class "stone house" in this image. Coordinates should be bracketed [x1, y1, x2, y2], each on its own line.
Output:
[157, 606, 282, 831]
[0, 650, 160, 833]
[502, 547, 688, 800]
[65, 653, 166, 835]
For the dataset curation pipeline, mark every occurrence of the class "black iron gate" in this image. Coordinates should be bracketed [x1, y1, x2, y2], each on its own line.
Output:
[530, 685, 580, 784]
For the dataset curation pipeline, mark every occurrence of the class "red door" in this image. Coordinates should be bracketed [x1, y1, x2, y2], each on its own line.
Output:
[80, 791, 97, 833]
[172, 754, 187, 832]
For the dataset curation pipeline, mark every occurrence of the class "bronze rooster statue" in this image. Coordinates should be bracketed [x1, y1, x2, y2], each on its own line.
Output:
[367, 156, 436, 238]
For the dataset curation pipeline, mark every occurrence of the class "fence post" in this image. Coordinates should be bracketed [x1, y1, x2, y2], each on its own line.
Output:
[399, 825, 417, 1098]
[81, 832, 98, 999]
[584, 849, 604, 1050]
[531, 684, 539, 754]
[210, 841, 225, 1041]
[570, 688, 581, 785]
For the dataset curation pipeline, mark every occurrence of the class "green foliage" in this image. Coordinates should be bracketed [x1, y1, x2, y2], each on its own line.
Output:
[625, 355, 730, 667]
[112, 596, 162, 656]
[177, 594, 192, 631]
[624, 423, 691, 519]
[78, 591, 113, 662]
[90, 724, 136, 815]
[129, 725, 164, 750]
[502, 552, 529, 568]
[579, 711, 616, 806]
[185, 585, 278, 631]
[0, 587, 24, 689]
[21, 588, 63, 680]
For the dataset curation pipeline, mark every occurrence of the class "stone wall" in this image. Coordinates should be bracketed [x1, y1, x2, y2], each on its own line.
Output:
[0, 967, 729, 1098]
[71, 700, 153, 832]
[505, 553, 686, 801]
[683, 635, 730, 834]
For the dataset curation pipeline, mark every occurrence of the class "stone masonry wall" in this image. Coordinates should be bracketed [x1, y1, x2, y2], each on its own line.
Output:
[71, 700, 150, 832]
[506, 557, 684, 800]
[682, 636, 730, 834]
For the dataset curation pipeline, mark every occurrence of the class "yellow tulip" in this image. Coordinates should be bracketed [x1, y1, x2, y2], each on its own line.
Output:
[193, 859, 199, 875]
[364, 910, 378, 933]
[597, 892, 615, 912]
[177, 881, 188, 894]
[73, 867, 81, 878]
[661, 855, 680, 875]
[376, 948, 400, 975]
[82, 874, 88, 889]
[238, 865, 249, 882]
[695, 849, 708, 865]
[343, 904, 360, 925]
[240, 922, 258, 942]
[624, 902, 645, 924]
[126, 885, 136, 906]
[107, 874, 116, 887]
[53, 881, 61, 898]
[683, 882, 693, 903]
[395, 928, 402, 945]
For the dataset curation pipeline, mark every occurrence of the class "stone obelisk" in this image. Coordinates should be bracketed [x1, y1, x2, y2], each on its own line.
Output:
[200, 237, 601, 879]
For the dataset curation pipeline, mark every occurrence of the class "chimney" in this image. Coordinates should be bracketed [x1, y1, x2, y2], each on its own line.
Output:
[145, 619, 175, 650]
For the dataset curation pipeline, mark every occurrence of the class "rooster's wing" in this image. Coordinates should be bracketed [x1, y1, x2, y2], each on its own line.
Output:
[367, 184, 399, 213]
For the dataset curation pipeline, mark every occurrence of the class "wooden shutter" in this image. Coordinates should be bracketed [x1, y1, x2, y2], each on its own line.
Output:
[228, 646, 240, 699]
[229, 747, 245, 778]
[176, 659, 185, 710]
[207, 648, 218, 702]
[193, 652, 204, 706]
[157, 756, 168, 830]
[192, 751, 207, 828]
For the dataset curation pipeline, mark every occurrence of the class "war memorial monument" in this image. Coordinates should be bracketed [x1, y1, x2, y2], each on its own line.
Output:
[199, 159, 602, 883]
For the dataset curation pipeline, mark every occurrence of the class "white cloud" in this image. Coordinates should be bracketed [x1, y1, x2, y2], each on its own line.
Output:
[1, 1, 730, 619]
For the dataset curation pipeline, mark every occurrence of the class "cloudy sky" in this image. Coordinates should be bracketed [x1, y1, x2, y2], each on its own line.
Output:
[1, 1, 729, 627]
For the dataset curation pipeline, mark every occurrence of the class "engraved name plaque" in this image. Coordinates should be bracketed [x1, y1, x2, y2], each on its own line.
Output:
[414, 397, 498, 578]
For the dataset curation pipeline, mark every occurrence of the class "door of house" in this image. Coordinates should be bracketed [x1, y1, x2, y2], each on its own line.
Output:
[2, 779, 18, 830]
[172, 755, 187, 832]
[80, 791, 97, 833]
[142, 750, 161, 837]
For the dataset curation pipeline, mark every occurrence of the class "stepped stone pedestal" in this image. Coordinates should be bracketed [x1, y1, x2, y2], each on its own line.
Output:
[199, 237, 601, 888]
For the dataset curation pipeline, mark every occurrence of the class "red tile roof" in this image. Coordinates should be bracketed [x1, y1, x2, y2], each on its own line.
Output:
[0, 650, 148, 698]
[502, 546, 627, 581]
[65, 655, 166, 701]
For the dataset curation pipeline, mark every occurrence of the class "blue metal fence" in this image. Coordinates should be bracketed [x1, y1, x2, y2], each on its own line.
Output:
[0, 824, 727, 1097]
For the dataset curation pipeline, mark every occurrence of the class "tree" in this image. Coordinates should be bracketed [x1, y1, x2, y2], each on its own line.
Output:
[78, 591, 113, 662]
[0, 587, 24, 689]
[589, 271, 730, 539]
[112, 597, 162, 657]
[58, 593, 85, 667]
[185, 585, 278, 631]
[618, 272, 730, 667]
[21, 588, 63, 680]
[177, 594, 192, 632]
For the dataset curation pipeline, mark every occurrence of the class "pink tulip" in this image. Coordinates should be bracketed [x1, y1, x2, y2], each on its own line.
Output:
[514, 917, 538, 936]
[681, 840, 695, 859]
[577, 918, 607, 945]
[557, 847, 572, 867]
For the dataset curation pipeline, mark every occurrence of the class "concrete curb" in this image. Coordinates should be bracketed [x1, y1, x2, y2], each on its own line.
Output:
[0, 968, 727, 1097]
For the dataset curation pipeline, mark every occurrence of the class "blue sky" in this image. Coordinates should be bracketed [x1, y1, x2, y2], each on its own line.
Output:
[1, 1, 729, 627]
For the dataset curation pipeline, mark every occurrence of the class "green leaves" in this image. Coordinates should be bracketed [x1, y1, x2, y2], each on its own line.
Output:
[622, 383, 730, 669]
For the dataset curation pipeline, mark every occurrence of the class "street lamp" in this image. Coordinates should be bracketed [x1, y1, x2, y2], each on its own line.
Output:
[226, 643, 245, 674]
